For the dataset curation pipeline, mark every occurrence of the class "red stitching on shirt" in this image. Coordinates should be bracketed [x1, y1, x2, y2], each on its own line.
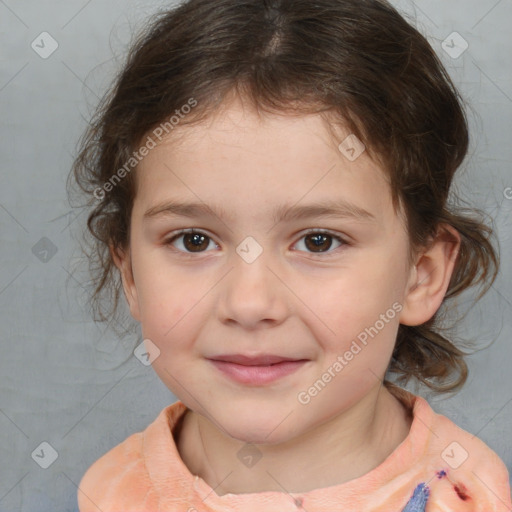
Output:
[453, 483, 469, 501]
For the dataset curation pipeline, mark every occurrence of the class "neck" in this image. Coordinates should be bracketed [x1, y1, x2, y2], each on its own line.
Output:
[176, 384, 412, 496]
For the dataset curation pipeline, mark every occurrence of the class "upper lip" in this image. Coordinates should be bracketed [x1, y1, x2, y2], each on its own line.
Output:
[208, 354, 306, 366]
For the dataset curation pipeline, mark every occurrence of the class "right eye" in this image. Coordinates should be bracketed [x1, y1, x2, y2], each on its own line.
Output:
[164, 229, 219, 253]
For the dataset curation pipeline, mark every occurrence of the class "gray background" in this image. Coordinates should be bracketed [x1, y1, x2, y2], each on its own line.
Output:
[0, 0, 511, 510]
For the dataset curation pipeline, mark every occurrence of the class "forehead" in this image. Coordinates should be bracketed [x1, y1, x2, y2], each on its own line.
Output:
[149, 98, 358, 163]
[134, 98, 396, 226]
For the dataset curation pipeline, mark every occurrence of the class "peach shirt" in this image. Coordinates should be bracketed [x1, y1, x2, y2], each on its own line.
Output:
[77, 389, 511, 512]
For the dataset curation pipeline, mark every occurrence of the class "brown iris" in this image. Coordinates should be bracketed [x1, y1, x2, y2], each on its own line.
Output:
[182, 232, 210, 252]
[304, 233, 333, 252]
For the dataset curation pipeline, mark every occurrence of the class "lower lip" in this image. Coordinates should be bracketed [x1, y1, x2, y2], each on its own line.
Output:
[209, 360, 308, 385]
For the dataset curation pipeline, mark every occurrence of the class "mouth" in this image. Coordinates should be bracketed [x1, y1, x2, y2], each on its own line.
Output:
[207, 355, 309, 385]
[208, 354, 307, 366]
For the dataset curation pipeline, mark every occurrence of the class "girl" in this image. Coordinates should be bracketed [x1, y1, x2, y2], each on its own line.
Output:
[71, 0, 511, 510]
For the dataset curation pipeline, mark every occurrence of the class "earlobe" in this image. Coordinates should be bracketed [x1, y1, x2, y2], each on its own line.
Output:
[399, 225, 460, 326]
[110, 244, 141, 321]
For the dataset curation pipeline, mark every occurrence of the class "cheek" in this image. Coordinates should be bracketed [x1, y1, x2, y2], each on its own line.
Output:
[311, 266, 403, 364]
[317, 270, 400, 329]
[133, 259, 201, 338]
[131, 243, 187, 315]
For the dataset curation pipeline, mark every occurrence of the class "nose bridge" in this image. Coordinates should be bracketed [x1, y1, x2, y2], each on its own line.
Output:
[216, 239, 289, 327]
[230, 241, 276, 300]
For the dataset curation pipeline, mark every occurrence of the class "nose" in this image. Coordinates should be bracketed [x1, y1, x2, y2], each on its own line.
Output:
[216, 248, 290, 330]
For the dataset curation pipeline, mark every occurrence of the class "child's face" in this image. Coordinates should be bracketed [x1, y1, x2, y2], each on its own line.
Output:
[119, 98, 417, 443]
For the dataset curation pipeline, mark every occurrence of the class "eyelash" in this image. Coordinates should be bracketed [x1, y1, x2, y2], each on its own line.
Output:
[163, 228, 349, 257]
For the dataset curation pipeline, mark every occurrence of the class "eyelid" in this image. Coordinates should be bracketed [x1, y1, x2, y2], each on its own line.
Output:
[298, 228, 349, 242]
[167, 228, 213, 238]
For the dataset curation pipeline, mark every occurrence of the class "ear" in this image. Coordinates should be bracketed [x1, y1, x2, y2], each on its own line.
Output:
[400, 225, 461, 326]
[110, 244, 141, 322]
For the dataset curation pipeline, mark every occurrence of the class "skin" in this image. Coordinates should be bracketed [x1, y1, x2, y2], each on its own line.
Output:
[113, 96, 460, 495]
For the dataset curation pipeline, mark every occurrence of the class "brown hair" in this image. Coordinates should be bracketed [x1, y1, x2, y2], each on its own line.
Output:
[70, 0, 498, 393]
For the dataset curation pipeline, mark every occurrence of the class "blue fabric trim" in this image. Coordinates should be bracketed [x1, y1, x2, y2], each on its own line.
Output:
[401, 482, 430, 512]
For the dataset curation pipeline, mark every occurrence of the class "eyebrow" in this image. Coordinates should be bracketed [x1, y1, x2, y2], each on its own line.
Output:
[143, 199, 376, 224]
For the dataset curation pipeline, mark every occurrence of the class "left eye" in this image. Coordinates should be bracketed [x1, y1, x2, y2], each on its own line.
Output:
[293, 231, 344, 253]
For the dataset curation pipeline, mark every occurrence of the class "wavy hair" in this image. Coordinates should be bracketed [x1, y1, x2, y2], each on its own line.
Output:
[70, 0, 498, 392]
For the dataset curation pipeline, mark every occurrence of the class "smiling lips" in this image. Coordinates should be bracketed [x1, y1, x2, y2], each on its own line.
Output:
[209, 354, 306, 366]
[208, 354, 309, 384]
